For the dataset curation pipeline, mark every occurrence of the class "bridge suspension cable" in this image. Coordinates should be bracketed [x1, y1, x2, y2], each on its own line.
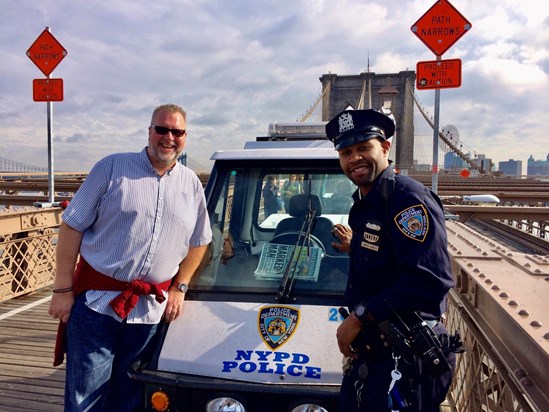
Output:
[355, 78, 369, 110]
[1, 155, 208, 174]
[0, 157, 48, 173]
[181, 154, 209, 173]
[298, 83, 329, 122]
[407, 80, 479, 170]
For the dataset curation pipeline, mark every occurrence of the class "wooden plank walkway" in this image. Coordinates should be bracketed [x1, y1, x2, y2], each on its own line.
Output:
[0, 288, 64, 411]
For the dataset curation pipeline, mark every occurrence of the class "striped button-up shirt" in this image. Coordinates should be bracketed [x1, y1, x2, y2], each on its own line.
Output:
[62, 148, 212, 323]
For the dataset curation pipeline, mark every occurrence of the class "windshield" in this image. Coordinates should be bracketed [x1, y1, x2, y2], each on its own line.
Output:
[192, 160, 353, 302]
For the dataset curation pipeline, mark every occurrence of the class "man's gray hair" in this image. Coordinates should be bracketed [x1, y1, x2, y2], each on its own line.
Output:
[151, 104, 186, 123]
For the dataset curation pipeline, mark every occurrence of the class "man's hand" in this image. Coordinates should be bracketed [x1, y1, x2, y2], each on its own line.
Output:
[49, 293, 75, 323]
[336, 312, 363, 359]
[332, 224, 352, 253]
[164, 244, 208, 322]
[221, 237, 235, 264]
[164, 286, 186, 323]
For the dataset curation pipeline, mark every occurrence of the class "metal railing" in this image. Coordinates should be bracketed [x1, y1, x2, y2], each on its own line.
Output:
[445, 291, 540, 412]
[0, 207, 61, 302]
[0, 230, 57, 302]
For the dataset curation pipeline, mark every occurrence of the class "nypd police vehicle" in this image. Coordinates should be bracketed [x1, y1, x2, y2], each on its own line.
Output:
[130, 123, 354, 411]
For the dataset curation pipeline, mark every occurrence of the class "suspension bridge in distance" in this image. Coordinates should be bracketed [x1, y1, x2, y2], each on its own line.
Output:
[0, 153, 208, 175]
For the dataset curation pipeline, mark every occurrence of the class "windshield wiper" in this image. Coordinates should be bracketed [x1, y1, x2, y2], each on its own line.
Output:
[276, 196, 316, 303]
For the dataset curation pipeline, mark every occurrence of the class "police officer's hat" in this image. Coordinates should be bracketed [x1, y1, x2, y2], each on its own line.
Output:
[325, 109, 395, 150]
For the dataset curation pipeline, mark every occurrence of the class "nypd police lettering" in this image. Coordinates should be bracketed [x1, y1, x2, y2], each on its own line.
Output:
[222, 350, 321, 379]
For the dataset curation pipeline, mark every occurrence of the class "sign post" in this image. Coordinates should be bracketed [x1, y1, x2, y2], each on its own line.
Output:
[26, 27, 68, 206]
[411, 0, 471, 194]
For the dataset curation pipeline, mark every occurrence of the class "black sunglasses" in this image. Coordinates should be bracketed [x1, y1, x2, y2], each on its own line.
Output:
[151, 125, 186, 138]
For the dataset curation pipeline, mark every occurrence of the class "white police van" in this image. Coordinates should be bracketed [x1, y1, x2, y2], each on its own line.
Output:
[131, 124, 355, 411]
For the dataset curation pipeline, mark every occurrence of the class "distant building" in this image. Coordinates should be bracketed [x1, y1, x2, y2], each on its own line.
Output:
[498, 159, 522, 176]
[527, 154, 549, 176]
[444, 152, 467, 172]
[472, 154, 493, 173]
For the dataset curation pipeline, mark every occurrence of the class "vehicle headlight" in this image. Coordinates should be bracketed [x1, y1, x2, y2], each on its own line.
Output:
[206, 397, 246, 412]
[290, 404, 329, 412]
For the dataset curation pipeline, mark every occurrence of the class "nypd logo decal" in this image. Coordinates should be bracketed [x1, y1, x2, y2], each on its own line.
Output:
[258, 305, 300, 350]
[220, 305, 322, 380]
[395, 204, 429, 242]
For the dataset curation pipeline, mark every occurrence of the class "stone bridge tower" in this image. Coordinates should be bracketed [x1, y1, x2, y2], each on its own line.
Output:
[320, 71, 416, 172]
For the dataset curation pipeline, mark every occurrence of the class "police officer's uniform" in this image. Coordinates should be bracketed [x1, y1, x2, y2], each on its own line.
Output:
[326, 110, 458, 412]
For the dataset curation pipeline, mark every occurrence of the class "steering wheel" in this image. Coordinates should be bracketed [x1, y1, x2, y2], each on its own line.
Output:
[268, 232, 326, 253]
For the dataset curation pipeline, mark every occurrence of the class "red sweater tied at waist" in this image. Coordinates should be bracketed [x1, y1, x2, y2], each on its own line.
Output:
[53, 258, 171, 367]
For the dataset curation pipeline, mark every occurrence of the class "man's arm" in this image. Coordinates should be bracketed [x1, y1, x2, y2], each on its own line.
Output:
[164, 244, 209, 323]
[48, 222, 83, 323]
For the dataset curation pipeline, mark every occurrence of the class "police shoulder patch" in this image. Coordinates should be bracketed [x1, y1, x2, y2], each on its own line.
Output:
[394, 204, 429, 242]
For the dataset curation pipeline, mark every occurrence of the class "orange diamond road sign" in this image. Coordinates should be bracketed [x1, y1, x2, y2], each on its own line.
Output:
[33, 78, 64, 102]
[416, 58, 461, 90]
[26, 29, 67, 76]
[411, 0, 472, 56]
[460, 169, 470, 178]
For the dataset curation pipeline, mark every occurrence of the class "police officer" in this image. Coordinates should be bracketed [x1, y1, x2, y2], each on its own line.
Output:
[326, 109, 457, 411]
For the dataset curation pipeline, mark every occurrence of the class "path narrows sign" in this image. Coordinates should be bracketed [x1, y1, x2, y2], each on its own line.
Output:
[411, 0, 472, 56]
[26, 29, 67, 77]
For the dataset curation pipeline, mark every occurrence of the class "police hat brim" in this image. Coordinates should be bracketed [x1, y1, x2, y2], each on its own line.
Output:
[334, 131, 385, 150]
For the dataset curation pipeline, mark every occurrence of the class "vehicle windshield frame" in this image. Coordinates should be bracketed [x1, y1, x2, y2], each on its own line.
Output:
[190, 158, 353, 304]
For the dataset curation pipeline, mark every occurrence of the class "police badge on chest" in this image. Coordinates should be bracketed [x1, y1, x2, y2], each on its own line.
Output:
[361, 220, 382, 251]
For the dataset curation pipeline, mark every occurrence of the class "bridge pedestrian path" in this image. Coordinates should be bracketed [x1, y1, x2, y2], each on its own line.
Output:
[0, 288, 453, 412]
[0, 287, 64, 411]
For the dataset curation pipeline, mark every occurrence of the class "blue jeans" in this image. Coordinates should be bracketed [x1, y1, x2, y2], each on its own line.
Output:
[65, 295, 158, 412]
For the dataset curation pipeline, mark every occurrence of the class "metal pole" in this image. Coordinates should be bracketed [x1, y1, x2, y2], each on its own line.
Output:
[431, 57, 441, 194]
[46, 27, 55, 204]
[47, 99, 54, 203]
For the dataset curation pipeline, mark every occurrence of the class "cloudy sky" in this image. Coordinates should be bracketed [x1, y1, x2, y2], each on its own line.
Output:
[1, 0, 548, 174]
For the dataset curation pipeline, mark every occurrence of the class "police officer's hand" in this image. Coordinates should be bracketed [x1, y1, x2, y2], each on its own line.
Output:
[165, 286, 186, 323]
[331, 224, 352, 253]
[336, 313, 362, 359]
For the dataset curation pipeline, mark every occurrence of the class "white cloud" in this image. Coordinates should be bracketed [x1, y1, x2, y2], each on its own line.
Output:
[0, 0, 547, 174]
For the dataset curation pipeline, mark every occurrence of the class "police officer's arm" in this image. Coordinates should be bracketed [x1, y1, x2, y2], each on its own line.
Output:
[336, 312, 363, 359]
[331, 224, 352, 253]
[164, 244, 209, 323]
